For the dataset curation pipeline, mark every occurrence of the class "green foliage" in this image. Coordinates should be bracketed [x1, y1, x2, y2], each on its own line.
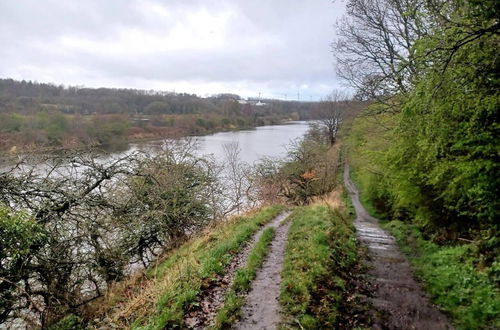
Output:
[387, 10, 500, 229]
[0, 113, 25, 132]
[86, 115, 129, 145]
[48, 314, 83, 330]
[384, 221, 500, 329]
[0, 205, 45, 323]
[213, 227, 275, 328]
[280, 205, 358, 329]
[346, 112, 397, 220]
[0, 205, 44, 261]
[346, 0, 499, 235]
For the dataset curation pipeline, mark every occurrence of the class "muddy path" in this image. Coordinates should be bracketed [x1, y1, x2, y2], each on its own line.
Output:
[344, 164, 452, 329]
[184, 211, 291, 329]
[234, 219, 291, 330]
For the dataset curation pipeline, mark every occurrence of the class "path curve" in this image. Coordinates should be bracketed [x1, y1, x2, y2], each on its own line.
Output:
[344, 164, 452, 329]
[234, 219, 292, 330]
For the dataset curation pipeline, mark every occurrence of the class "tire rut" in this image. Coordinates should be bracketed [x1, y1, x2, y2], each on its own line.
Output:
[184, 211, 291, 329]
[234, 219, 291, 330]
[344, 164, 452, 329]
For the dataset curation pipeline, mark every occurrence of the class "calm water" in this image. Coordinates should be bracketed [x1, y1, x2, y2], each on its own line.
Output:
[128, 121, 310, 164]
[0, 121, 310, 175]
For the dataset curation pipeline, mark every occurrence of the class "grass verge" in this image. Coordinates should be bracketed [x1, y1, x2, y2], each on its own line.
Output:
[88, 205, 285, 329]
[384, 221, 500, 330]
[212, 227, 276, 329]
[279, 205, 360, 329]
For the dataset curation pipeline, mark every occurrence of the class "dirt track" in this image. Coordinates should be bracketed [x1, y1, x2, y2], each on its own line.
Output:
[184, 211, 290, 329]
[234, 220, 291, 330]
[344, 164, 452, 329]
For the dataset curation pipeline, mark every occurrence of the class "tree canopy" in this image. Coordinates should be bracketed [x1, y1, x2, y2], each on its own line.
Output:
[336, 0, 499, 234]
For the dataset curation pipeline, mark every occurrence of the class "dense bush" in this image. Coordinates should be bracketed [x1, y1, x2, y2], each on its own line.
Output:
[342, 0, 499, 237]
[0, 142, 221, 327]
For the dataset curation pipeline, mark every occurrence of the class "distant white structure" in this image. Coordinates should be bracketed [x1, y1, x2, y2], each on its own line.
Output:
[238, 99, 266, 106]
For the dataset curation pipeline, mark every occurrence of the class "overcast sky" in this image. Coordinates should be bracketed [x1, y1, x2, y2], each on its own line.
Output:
[0, 0, 346, 100]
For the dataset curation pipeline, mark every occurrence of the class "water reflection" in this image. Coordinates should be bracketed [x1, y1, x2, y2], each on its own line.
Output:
[0, 121, 310, 173]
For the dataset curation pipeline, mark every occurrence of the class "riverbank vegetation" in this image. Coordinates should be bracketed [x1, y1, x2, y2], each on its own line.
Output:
[0, 91, 370, 328]
[0, 138, 278, 328]
[0, 78, 313, 153]
[337, 0, 499, 327]
[90, 206, 284, 329]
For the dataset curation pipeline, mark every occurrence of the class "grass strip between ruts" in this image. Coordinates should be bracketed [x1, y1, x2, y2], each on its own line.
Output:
[280, 205, 358, 329]
[212, 226, 276, 329]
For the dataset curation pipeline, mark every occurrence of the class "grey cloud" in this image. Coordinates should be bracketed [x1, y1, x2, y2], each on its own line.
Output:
[0, 0, 346, 99]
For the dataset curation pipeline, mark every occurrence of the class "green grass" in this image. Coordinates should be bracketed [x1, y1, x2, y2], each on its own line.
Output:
[212, 227, 276, 329]
[117, 205, 285, 329]
[384, 221, 500, 329]
[280, 205, 358, 329]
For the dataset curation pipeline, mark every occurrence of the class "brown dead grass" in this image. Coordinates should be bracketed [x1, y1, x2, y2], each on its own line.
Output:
[310, 141, 345, 212]
[311, 185, 345, 212]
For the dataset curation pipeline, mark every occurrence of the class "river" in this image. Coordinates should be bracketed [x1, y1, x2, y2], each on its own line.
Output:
[1, 121, 310, 175]
[111, 121, 310, 164]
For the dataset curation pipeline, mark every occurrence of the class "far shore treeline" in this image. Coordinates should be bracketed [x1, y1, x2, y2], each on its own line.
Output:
[0, 78, 315, 152]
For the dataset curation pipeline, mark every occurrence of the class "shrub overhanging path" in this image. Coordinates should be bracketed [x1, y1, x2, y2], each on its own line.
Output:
[344, 164, 452, 329]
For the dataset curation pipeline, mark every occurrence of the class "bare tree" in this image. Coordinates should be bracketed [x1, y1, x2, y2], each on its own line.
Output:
[0, 142, 218, 327]
[314, 90, 350, 145]
[333, 0, 429, 105]
[0, 152, 138, 327]
[221, 142, 258, 214]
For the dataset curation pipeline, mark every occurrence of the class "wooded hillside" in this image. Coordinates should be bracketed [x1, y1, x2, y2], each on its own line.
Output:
[0, 79, 314, 151]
